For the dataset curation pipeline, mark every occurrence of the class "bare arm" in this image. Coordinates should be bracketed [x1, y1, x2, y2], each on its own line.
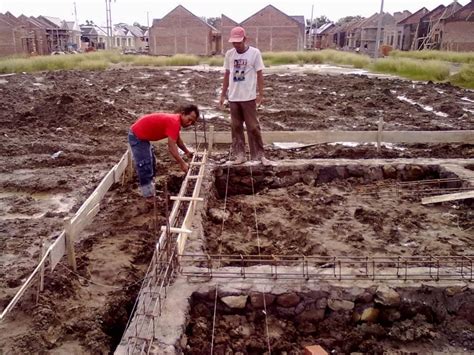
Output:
[168, 137, 188, 172]
[219, 70, 230, 108]
[256, 70, 264, 106]
[177, 135, 193, 159]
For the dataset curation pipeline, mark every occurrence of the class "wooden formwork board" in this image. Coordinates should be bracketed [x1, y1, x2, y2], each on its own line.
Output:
[180, 130, 474, 145]
[0, 150, 130, 321]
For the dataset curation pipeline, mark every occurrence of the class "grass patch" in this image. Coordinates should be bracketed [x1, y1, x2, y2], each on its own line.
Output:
[262, 50, 370, 68]
[449, 64, 474, 89]
[76, 59, 110, 71]
[389, 50, 474, 64]
[369, 57, 450, 81]
[201, 56, 224, 66]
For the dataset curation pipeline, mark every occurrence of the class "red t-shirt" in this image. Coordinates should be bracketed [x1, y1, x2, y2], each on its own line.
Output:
[131, 113, 181, 141]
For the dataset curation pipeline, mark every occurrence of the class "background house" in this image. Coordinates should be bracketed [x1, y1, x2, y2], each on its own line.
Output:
[240, 5, 305, 52]
[442, 0, 474, 51]
[149, 5, 219, 55]
[0, 12, 29, 56]
[314, 22, 335, 49]
[80, 24, 111, 50]
[218, 14, 239, 53]
[359, 12, 394, 54]
[383, 11, 412, 49]
[395, 7, 430, 50]
[416, 1, 463, 50]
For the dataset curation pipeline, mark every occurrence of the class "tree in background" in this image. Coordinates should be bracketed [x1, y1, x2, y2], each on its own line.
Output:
[133, 22, 149, 32]
[336, 15, 364, 25]
[306, 15, 331, 33]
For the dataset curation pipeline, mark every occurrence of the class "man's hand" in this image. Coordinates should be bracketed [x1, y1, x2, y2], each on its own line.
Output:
[180, 161, 189, 173]
[256, 93, 263, 107]
[219, 95, 226, 110]
[186, 151, 194, 160]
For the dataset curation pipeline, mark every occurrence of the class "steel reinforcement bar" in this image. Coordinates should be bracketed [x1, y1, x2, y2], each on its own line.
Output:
[179, 255, 473, 282]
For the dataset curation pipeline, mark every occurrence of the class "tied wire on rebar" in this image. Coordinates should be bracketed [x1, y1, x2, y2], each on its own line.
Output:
[248, 154, 272, 355]
[355, 177, 474, 199]
[210, 147, 232, 355]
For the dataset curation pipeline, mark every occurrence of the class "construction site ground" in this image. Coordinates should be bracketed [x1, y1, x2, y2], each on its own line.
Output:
[0, 67, 473, 353]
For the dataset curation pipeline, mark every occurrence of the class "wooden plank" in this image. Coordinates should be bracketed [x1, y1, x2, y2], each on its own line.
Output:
[180, 130, 474, 145]
[64, 218, 77, 272]
[208, 125, 214, 154]
[160, 226, 192, 234]
[114, 151, 129, 183]
[71, 203, 100, 235]
[50, 232, 66, 271]
[422, 191, 474, 205]
[170, 196, 204, 202]
[71, 168, 114, 225]
[0, 246, 51, 320]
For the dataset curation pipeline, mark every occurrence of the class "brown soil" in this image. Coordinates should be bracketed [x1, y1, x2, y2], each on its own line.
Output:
[0, 67, 472, 353]
[205, 179, 473, 259]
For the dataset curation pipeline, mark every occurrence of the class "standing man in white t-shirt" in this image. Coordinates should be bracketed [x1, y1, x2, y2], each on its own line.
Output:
[219, 26, 274, 166]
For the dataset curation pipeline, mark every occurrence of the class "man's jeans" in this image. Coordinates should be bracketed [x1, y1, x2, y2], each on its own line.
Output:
[128, 130, 156, 197]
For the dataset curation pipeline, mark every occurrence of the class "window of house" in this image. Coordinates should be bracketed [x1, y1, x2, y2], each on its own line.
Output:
[116, 38, 120, 46]
[128, 38, 131, 46]
[390, 35, 394, 46]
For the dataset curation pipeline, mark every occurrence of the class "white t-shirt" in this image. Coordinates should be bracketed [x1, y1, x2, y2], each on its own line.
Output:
[224, 46, 265, 102]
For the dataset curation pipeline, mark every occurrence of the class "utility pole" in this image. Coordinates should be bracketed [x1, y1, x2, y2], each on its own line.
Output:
[147, 11, 150, 29]
[308, 4, 314, 49]
[73, 2, 78, 24]
[374, 0, 384, 58]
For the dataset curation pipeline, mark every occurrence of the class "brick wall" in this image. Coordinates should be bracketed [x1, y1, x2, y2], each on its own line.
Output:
[241, 6, 304, 52]
[0, 20, 27, 56]
[442, 21, 474, 51]
[150, 6, 213, 55]
[221, 15, 239, 54]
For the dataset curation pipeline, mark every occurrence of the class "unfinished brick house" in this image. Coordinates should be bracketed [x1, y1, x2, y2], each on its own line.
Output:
[359, 12, 395, 54]
[441, 1, 474, 51]
[217, 14, 239, 53]
[240, 5, 305, 52]
[383, 11, 412, 49]
[395, 7, 430, 51]
[0, 12, 28, 56]
[325, 20, 354, 49]
[314, 22, 335, 49]
[344, 18, 367, 50]
[18, 15, 49, 55]
[415, 1, 463, 50]
[149, 5, 220, 56]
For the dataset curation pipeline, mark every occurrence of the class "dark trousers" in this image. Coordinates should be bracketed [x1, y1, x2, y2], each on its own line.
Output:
[128, 130, 156, 197]
[229, 100, 264, 160]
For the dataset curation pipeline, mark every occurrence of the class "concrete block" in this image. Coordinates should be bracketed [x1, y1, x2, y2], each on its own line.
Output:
[304, 344, 329, 355]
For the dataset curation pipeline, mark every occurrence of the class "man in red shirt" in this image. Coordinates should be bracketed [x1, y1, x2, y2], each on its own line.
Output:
[128, 104, 199, 197]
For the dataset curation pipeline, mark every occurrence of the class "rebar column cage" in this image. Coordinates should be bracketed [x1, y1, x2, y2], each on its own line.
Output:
[179, 254, 474, 282]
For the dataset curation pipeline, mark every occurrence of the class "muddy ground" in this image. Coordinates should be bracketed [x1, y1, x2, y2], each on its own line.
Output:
[204, 178, 473, 259]
[0, 67, 473, 353]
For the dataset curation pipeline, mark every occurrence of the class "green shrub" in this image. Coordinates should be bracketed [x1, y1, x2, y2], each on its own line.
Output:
[449, 64, 474, 89]
[369, 57, 450, 81]
[389, 49, 474, 64]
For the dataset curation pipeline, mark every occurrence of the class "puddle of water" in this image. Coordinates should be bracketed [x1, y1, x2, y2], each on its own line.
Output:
[0, 191, 74, 221]
[328, 142, 406, 151]
[201, 109, 225, 119]
[397, 95, 449, 118]
[1, 212, 46, 220]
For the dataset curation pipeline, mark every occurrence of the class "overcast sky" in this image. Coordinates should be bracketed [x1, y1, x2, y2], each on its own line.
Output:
[0, 1, 466, 26]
